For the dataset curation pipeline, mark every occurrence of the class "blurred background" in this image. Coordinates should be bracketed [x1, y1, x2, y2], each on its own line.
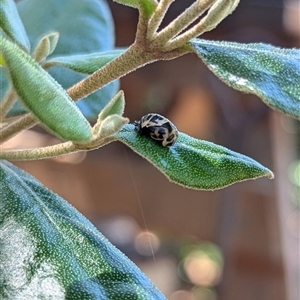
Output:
[4, 0, 300, 299]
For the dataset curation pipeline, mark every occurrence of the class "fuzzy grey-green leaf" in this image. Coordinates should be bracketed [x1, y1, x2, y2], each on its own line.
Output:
[98, 114, 129, 137]
[33, 32, 59, 63]
[98, 90, 125, 121]
[0, 160, 166, 299]
[2, 0, 117, 120]
[93, 90, 126, 134]
[1, 36, 92, 143]
[0, 0, 30, 51]
[190, 39, 300, 119]
[116, 124, 274, 190]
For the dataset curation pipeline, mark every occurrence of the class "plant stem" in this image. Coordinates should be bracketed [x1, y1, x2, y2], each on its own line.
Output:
[0, 141, 76, 160]
[0, 44, 188, 146]
[0, 136, 116, 160]
[147, 0, 175, 40]
[67, 42, 189, 101]
[165, 0, 240, 50]
[0, 114, 37, 144]
[0, 88, 17, 119]
[154, 0, 215, 45]
[67, 44, 150, 101]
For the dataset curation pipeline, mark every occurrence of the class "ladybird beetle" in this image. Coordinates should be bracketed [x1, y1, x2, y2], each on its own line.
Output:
[134, 113, 178, 147]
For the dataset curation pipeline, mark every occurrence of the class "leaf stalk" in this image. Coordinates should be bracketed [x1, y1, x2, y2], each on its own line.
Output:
[0, 135, 116, 161]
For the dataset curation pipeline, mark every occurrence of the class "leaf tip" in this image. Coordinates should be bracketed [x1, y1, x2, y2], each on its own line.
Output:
[266, 170, 275, 179]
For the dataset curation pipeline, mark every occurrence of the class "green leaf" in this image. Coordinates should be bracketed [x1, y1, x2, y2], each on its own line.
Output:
[19, 0, 116, 121]
[112, 0, 157, 16]
[33, 32, 59, 63]
[111, 0, 140, 9]
[1, 36, 92, 143]
[44, 49, 126, 74]
[98, 114, 129, 137]
[98, 90, 125, 121]
[115, 124, 274, 190]
[17, 0, 114, 55]
[2, 0, 117, 120]
[0, 0, 30, 51]
[190, 39, 300, 120]
[0, 160, 166, 300]
[93, 90, 126, 135]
